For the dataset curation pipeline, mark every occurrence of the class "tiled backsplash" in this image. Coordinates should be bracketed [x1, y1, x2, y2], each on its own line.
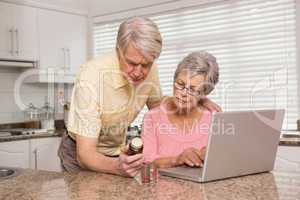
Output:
[0, 68, 73, 124]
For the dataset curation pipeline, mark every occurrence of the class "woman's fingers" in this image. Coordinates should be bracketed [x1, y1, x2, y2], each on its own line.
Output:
[183, 156, 195, 167]
[177, 148, 206, 167]
[191, 148, 202, 159]
[188, 152, 202, 167]
[191, 148, 205, 165]
[181, 150, 202, 167]
[185, 155, 195, 166]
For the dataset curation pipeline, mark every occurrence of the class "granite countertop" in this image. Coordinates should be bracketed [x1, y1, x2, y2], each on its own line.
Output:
[279, 131, 300, 146]
[279, 136, 300, 146]
[0, 159, 299, 200]
[0, 129, 65, 142]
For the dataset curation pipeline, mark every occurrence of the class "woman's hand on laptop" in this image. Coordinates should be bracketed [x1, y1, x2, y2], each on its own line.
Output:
[175, 148, 204, 167]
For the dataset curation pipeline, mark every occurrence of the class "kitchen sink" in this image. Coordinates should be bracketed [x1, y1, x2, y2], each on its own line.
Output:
[0, 167, 19, 179]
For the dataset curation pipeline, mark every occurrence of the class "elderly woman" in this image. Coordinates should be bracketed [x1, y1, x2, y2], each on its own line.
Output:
[142, 51, 219, 168]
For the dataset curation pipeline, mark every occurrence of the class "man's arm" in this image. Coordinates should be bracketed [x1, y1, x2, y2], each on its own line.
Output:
[76, 134, 144, 177]
[146, 96, 168, 110]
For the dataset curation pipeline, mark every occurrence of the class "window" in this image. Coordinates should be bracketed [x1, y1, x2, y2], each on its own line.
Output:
[93, 0, 299, 130]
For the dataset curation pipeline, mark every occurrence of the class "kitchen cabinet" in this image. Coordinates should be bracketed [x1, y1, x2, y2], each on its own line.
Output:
[0, 1, 38, 61]
[30, 137, 62, 172]
[0, 137, 62, 172]
[275, 146, 300, 171]
[13, 3, 38, 61]
[0, 140, 30, 168]
[0, 2, 14, 60]
[38, 9, 87, 76]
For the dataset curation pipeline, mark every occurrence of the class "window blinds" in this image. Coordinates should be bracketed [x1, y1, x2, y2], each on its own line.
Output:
[93, 0, 298, 130]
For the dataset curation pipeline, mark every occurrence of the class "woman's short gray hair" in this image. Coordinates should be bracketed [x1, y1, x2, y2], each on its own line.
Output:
[174, 51, 219, 95]
[116, 16, 162, 61]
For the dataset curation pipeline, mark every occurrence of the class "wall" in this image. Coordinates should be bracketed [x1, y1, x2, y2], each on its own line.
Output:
[0, 0, 89, 15]
[89, 0, 179, 17]
[90, 0, 222, 22]
[0, 67, 74, 124]
[296, 0, 300, 122]
[0, 68, 48, 123]
[89, 0, 300, 124]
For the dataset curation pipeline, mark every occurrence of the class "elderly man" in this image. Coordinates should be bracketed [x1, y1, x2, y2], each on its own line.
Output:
[58, 17, 221, 177]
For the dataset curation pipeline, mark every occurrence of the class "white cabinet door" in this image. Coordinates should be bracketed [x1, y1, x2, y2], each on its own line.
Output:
[38, 9, 68, 69]
[13, 4, 38, 61]
[0, 2, 15, 60]
[30, 137, 62, 172]
[66, 14, 87, 74]
[38, 9, 87, 73]
[0, 140, 30, 168]
[0, 2, 38, 61]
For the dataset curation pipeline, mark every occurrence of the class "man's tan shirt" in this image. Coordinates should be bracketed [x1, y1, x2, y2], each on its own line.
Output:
[67, 51, 163, 156]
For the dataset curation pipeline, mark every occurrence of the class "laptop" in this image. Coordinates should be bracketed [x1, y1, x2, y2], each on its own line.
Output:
[159, 109, 285, 182]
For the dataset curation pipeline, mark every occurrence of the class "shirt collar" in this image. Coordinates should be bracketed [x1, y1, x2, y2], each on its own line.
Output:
[111, 50, 129, 89]
[112, 71, 128, 89]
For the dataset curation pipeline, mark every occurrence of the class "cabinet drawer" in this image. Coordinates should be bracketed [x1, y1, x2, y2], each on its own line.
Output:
[0, 140, 30, 168]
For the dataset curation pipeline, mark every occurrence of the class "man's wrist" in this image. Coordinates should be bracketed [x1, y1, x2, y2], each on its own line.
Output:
[114, 157, 123, 175]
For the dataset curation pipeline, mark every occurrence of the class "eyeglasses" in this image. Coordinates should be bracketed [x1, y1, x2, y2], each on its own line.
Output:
[174, 81, 203, 97]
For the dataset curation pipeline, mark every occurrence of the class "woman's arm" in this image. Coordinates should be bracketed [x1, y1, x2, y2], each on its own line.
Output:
[153, 157, 178, 168]
[141, 112, 160, 163]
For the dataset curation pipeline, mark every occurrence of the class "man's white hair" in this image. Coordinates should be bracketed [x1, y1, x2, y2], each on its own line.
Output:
[116, 16, 162, 61]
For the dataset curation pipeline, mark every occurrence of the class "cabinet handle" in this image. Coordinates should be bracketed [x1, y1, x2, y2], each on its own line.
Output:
[67, 48, 70, 70]
[15, 29, 19, 55]
[9, 29, 14, 56]
[62, 48, 66, 70]
[33, 148, 38, 170]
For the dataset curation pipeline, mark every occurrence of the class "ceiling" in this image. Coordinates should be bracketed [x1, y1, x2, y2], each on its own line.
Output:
[88, 0, 180, 16]
[4, 0, 183, 16]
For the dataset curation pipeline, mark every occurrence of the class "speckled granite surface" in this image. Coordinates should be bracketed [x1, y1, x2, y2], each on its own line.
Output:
[279, 137, 300, 146]
[279, 132, 300, 146]
[0, 159, 299, 200]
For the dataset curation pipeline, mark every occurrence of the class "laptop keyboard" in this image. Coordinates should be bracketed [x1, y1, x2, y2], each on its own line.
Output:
[162, 166, 203, 178]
